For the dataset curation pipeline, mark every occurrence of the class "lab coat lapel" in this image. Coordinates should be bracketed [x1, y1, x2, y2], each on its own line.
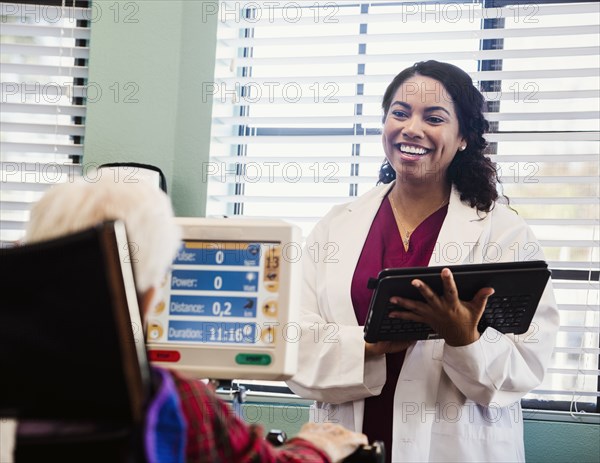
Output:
[430, 186, 487, 266]
[325, 184, 393, 327]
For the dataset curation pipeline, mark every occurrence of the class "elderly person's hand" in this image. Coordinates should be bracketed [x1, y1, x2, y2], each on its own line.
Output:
[294, 422, 368, 463]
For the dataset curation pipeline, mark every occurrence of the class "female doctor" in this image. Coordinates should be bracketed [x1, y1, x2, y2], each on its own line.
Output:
[287, 61, 559, 463]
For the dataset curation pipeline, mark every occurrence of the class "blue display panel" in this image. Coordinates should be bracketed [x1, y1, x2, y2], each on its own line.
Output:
[174, 243, 261, 267]
[168, 320, 256, 343]
[148, 240, 281, 347]
[169, 295, 257, 318]
[171, 269, 259, 292]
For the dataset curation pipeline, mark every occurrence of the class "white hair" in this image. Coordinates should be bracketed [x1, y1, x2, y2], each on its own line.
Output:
[25, 176, 182, 294]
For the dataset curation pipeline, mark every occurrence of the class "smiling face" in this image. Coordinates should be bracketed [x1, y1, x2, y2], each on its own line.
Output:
[382, 75, 466, 184]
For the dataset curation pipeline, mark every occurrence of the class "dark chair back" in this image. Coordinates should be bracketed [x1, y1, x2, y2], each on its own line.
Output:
[0, 221, 151, 462]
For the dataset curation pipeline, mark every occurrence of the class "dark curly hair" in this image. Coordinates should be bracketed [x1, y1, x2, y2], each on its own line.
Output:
[378, 60, 502, 213]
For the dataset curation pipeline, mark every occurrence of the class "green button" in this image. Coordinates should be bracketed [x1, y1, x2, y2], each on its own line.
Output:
[235, 353, 272, 366]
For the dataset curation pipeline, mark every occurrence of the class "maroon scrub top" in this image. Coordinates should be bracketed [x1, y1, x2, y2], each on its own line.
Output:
[351, 195, 448, 462]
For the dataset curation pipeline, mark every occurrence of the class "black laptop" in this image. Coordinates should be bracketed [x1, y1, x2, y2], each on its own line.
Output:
[363, 260, 550, 342]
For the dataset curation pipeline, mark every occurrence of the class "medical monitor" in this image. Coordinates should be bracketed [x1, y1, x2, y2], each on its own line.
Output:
[147, 218, 302, 381]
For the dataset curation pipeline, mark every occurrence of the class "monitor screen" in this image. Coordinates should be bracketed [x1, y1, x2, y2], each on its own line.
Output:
[147, 218, 301, 381]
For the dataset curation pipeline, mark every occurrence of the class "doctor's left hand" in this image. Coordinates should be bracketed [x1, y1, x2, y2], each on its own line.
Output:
[388, 267, 494, 347]
[365, 339, 413, 358]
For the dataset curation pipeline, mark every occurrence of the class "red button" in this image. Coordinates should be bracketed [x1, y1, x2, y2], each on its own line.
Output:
[149, 350, 181, 362]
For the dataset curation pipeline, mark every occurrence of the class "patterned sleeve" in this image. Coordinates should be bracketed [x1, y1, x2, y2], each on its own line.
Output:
[171, 372, 331, 463]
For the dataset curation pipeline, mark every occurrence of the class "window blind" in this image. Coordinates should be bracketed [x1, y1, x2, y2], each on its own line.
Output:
[207, 1, 600, 412]
[1, 1, 90, 245]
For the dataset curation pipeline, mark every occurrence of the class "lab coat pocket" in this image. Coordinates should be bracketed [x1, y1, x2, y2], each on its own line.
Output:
[430, 419, 522, 462]
[431, 339, 444, 361]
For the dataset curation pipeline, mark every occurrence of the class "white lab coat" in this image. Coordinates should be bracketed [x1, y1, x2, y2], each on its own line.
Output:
[287, 182, 559, 462]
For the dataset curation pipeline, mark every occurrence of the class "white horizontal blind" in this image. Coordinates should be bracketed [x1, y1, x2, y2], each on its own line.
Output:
[1, 2, 90, 245]
[207, 1, 599, 411]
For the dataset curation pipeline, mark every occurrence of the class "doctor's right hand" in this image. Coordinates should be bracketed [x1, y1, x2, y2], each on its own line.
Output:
[294, 422, 368, 463]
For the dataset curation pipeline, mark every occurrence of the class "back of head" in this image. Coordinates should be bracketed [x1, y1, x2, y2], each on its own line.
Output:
[25, 175, 181, 293]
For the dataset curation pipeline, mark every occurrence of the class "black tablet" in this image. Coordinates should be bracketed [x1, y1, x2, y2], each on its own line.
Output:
[363, 261, 551, 342]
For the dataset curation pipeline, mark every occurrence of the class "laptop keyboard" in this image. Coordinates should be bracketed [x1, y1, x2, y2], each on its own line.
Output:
[379, 294, 532, 336]
[479, 294, 531, 330]
[380, 304, 432, 334]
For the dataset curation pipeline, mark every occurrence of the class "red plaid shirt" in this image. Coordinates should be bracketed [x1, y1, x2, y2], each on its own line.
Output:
[170, 371, 331, 463]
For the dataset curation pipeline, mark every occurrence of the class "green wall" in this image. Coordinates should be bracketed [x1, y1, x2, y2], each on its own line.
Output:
[524, 420, 600, 463]
[83, 2, 599, 460]
[84, 0, 218, 217]
[230, 401, 600, 461]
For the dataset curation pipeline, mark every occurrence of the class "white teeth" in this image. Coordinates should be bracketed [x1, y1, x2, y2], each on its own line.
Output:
[398, 144, 428, 155]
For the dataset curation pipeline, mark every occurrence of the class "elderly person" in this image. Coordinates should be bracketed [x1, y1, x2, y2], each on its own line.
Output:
[23, 175, 367, 463]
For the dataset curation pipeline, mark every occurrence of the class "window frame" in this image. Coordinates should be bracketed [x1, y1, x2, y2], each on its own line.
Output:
[209, 0, 600, 414]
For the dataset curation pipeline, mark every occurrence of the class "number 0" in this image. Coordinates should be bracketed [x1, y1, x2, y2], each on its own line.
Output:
[214, 276, 223, 289]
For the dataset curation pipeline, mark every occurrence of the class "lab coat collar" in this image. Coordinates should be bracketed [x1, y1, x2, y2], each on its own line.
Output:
[430, 187, 489, 266]
[326, 183, 394, 327]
